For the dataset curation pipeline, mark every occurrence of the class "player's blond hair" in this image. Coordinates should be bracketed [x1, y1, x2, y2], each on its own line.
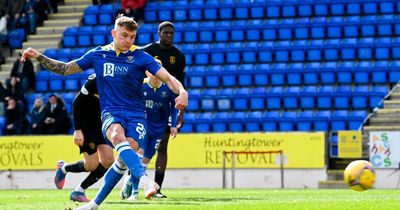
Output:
[114, 14, 138, 31]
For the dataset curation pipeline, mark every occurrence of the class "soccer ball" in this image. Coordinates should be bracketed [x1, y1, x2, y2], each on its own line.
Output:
[343, 160, 376, 191]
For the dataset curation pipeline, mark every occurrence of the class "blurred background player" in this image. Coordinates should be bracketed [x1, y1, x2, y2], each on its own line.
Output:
[54, 74, 114, 202]
[142, 21, 186, 198]
[121, 61, 178, 200]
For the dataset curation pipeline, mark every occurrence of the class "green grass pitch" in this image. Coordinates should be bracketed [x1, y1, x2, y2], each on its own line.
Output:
[0, 189, 400, 210]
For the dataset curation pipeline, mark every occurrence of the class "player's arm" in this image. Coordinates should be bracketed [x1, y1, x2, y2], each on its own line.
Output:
[21, 47, 82, 75]
[72, 91, 88, 146]
[155, 68, 188, 110]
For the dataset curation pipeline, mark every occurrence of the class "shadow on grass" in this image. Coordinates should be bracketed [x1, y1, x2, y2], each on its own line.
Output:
[106, 197, 264, 206]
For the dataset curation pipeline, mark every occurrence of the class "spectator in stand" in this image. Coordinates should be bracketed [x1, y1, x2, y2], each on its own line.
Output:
[5, 97, 29, 135]
[33, 0, 48, 26]
[119, 0, 146, 23]
[0, 9, 7, 44]
[7, 0, 25, 31]
[29, 97, 46, 134]
[92, 0, 109, 5]
[0, 81, 7, 116]
[48, 0, 58, 13]
[6, 77, 26, 107]
[42, 94, 71, 134]
[20, 0, 39, 34]
[10, 52, 35, 92]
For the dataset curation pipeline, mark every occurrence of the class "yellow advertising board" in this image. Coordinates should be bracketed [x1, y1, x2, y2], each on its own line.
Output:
[338, 131, 362, 158]
[165, 132, 325, 168]
[0, 136, 81, 170]
[0, 132, 325, 170]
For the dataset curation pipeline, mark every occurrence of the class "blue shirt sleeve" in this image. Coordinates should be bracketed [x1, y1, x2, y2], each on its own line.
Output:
[169, 91, 178, 128]
[74, 48, 95, 70]
[141, 51, 161, 75]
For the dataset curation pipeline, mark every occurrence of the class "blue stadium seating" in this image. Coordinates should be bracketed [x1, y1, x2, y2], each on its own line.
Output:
[352, 86, 370, 109]
[349, 111, 368, 130]
[246, 111, 262, 132]
[212, 112, 229, 132]
[266, 87, 283, 110]
[229, 112, 245, 132]
[314, 111, 331, 131]
[262, 111, 279, 131]
[250, 87, 266, 110]
[283, 86, 300, 109]
[217, 88, 234, 111]
[331, 111, 348, 131]
[279, 111, 297, 131]
[233, 88, 251, 111]
[317, 86, 334, 109]
[201, 89, 217, 111]
[196, 112, 213, 133]
[334, 86, 352, 109]
[297, 111, 314, 131]
[301, 86, 317, 109]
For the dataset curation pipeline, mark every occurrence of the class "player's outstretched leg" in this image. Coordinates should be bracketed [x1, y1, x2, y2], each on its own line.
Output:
[120, 173, 132, 200]
[70, 164, 108, 202]
[54, 160, 66, 189]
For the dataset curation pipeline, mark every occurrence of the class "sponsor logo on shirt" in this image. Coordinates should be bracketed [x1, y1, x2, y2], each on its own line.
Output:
[103, 63, 128, 77]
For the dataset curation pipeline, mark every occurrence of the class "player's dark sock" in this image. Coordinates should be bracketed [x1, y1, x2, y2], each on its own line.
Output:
[155, 171, 165, 191]
[65, 160, 86, 173]
[80, 164, 108, 190]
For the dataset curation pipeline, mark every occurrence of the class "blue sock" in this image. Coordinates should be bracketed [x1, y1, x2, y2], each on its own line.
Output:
[94, 161, 126, 205]
[115, 142, 146, 180]
[131, 175, 139, 195]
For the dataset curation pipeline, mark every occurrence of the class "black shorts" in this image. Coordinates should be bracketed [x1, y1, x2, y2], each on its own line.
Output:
[79, 126, 108, 155]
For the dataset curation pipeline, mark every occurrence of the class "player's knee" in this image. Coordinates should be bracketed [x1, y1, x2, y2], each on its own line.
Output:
[84, 161, 99, 172]
[109, 132, 125, 145]
[101, 157, 114, 169]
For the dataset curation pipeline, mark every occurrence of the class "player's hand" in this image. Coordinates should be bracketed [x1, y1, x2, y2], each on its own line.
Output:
[21, 47, 39, 62]
[175, 90, 188, 110]
[74, 129, 84, 146]
[176, 110, 185, 129]
[170, 127, 178, 139]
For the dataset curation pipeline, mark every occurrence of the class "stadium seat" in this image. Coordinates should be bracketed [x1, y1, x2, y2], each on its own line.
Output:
[334, 86, 352, 109]
[180, 113, 196, 133]
[300, 86, 317, 109]
[187, 89, 201, 112]
[317, 86, 334, 109]
[242, 42, 258, 64]
[321, 62, 336, 85]
[35, 71, 50, 92]
[258, 42, 273, 63]
[228, 112, 246, 132]
[283, 86, 300, 110]
[354, 62, 371, 84]
[64, 74, 80, 91]
[389, 61, 400, 83]
[275, 41, 290, 62]
[331, 111, 349, 131]
[372, 61, 389, 84]
[307, 40, 323, 61]
[250, 1, 265, 18]
[205, 65, 221, 88]
[226, 42, 241, 64]
[262, 111, 280, 131]
[144, 2, 158, 22]
[199, 22, 215, 43]
[287, 63, 303, 85]
[380, 2, 394, 14]
[158, 2, 173, 21]
[194, 43, 209, 65]
[246, 111, 262, 132]
[266, 4, 280, 18]
[92, 26, 108, 46]
[63, 27, 78, 48]
[201, 89, 217, 111]
[282, 5, 296, 17]
[262, 20, 278, 41]
[331, 3, 345, 16]
[215, 21, 230, 42]
[337, 62, 353, 84]
[357, 38, 374, 60]
[266, 87, 283, 110]
[347, 3, 361, 15]
[184, 22, 199, 43]
[254, 64, 269, 86]
[297, 111, 314, 131]
[363, 2, 377, 14]
[49, 73, 64, 91]
[303, 63, 319, 85]
[235, 0, 249, 19]
[314, 111, 331, 131]
[348, 111, 368, 130]
[294, 19, 309, 40]
[212, 112, 229, 132]
[196, 112, 213, 133]
[210, 43, 225, 64]
[78, 26, 92, 47]
[83, 5, 99, 25]
[291, 40, 307, 62]
[237, 64, 253, 87]
[370, 86, 388, 108]
[324, 39, 340, 61]
[352, 86, 370, 109]
[250, 87, 266, 110]
[279, 111, 297, 131]
[270, 63, 286, 85]
[187, 66, 205, 88]
[204, 0, 218, 20]
[341, 38, 357, 60]
[189, 1, 203, 21]
[233, 88, 251, 111]
[217, 88, 234, 111]
[314, 4, 328, 16]
[174, 1, 188, 21]
[219, 0, 233, 19]
[221, 65, 237, 87]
